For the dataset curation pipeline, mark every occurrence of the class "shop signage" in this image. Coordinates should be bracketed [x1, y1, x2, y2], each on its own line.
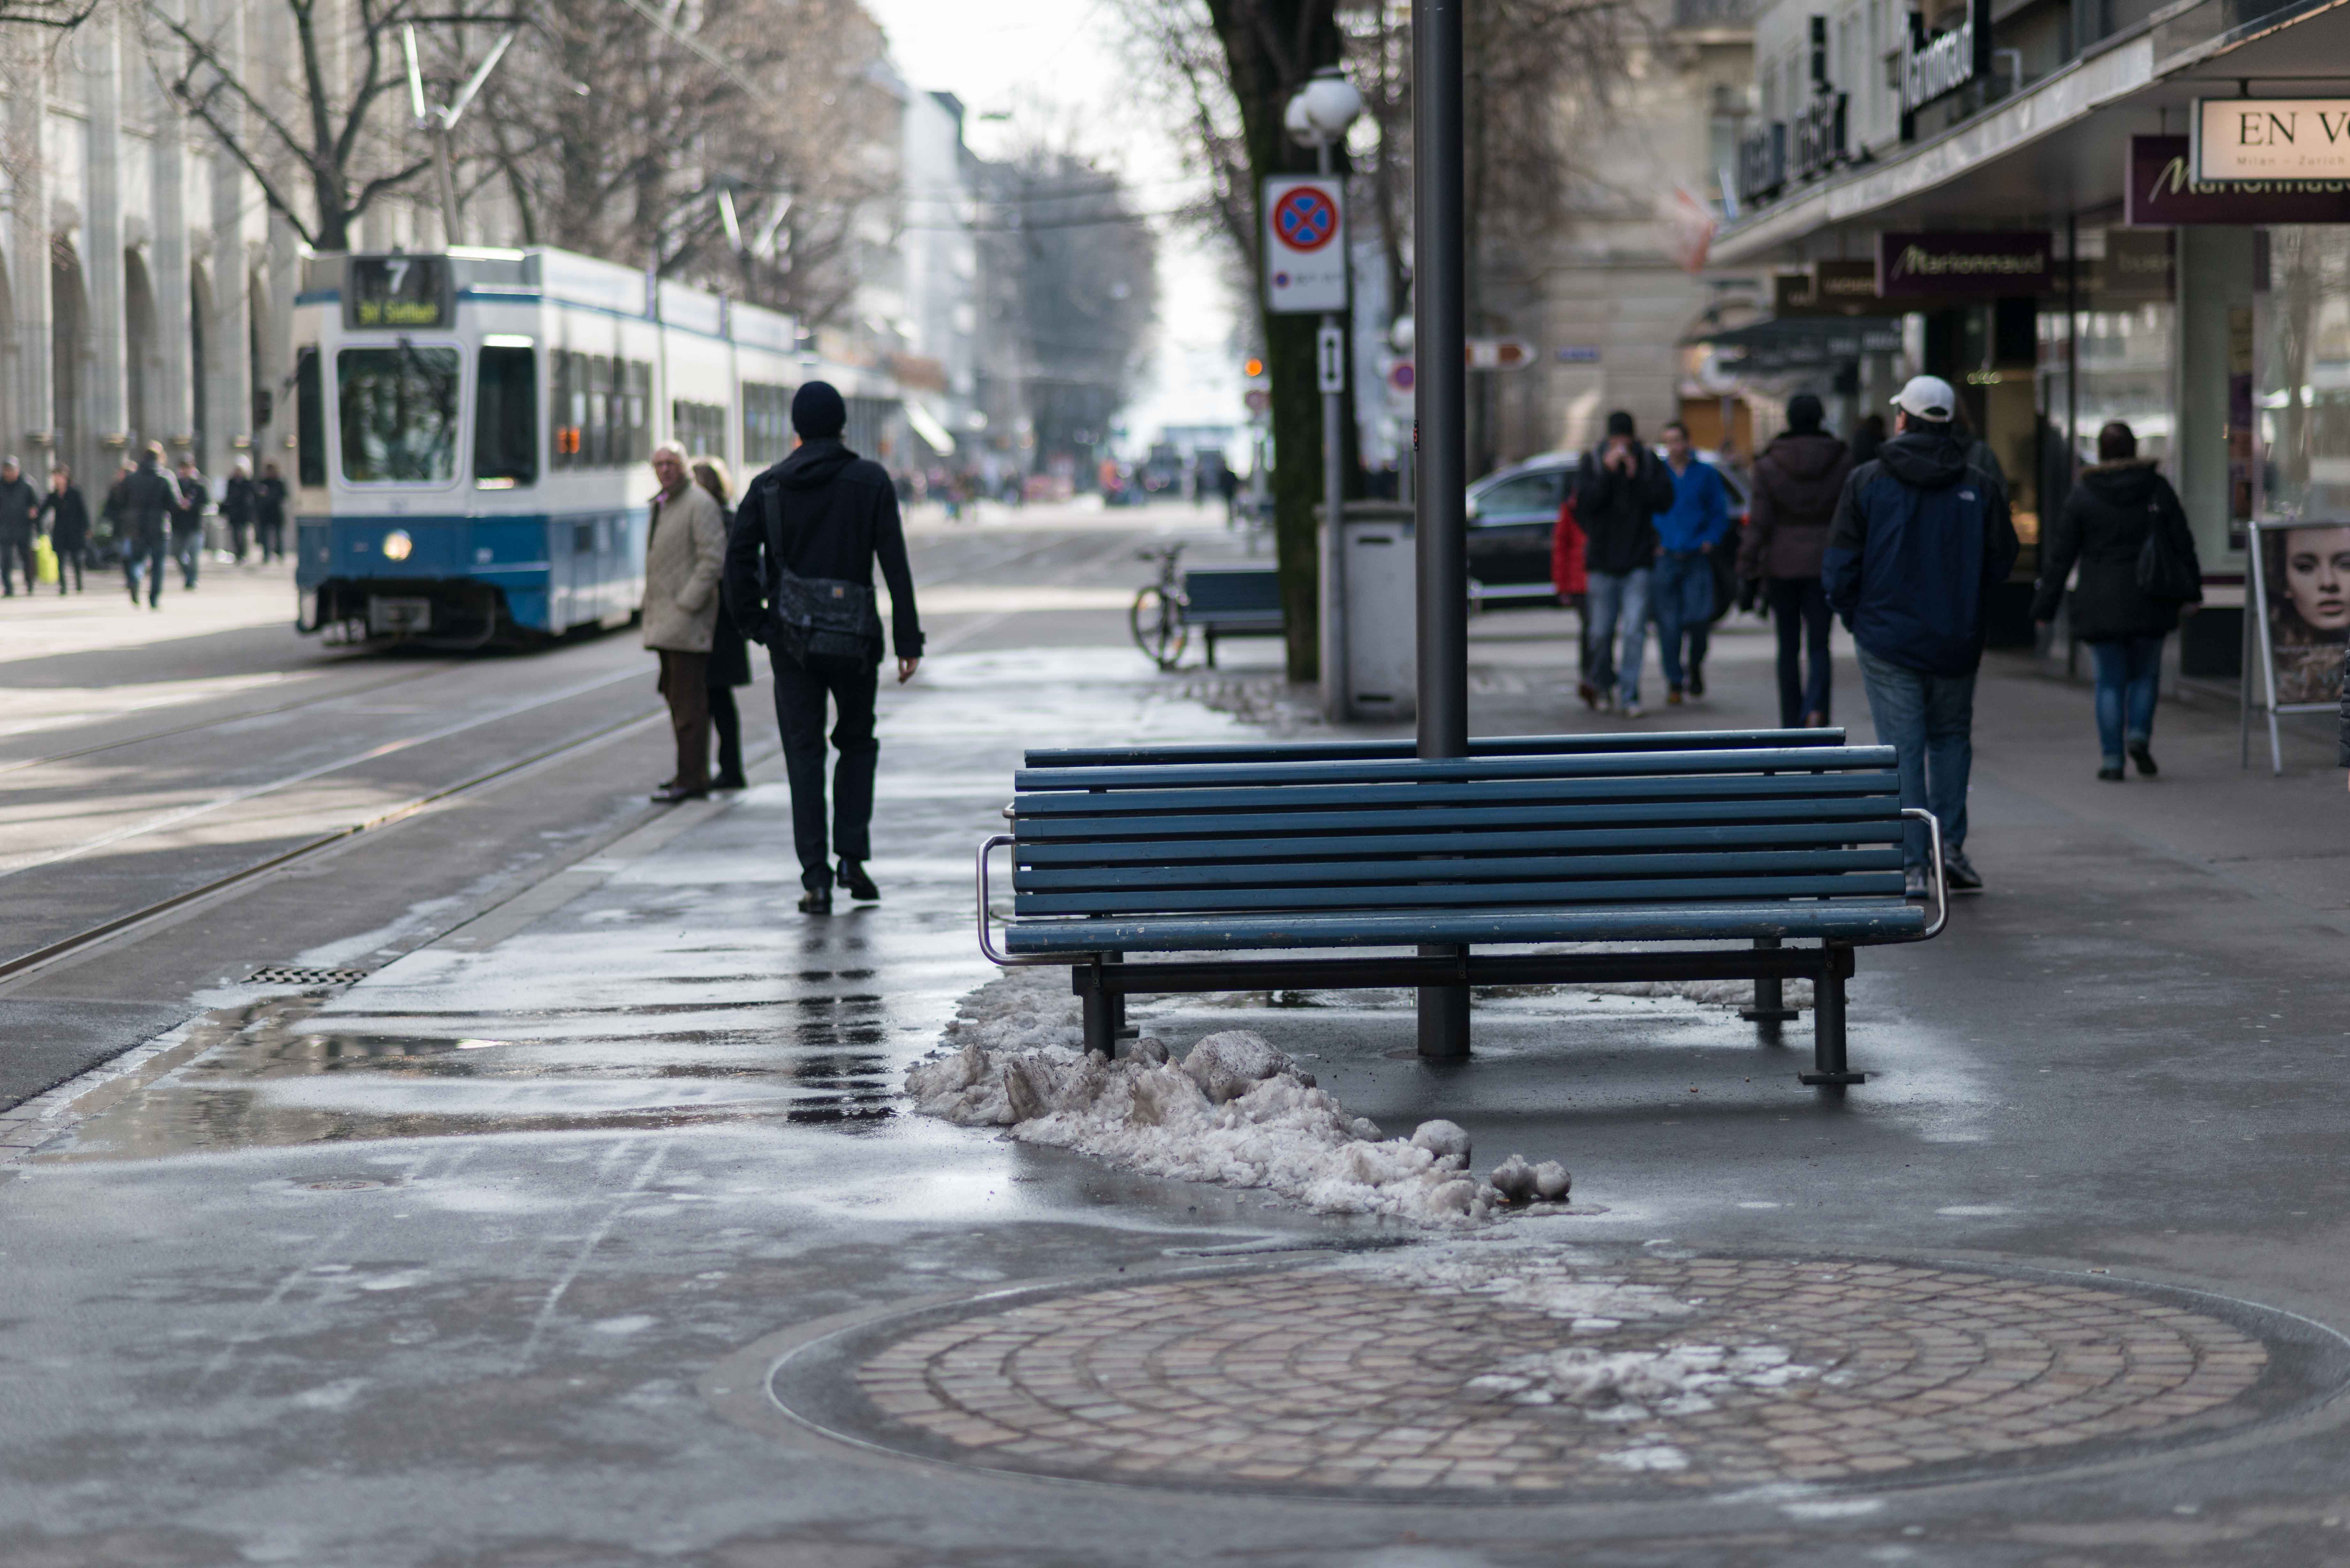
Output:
[1900, 0, 1990, 116]
[1775, 260, 1887, 317]
[2195, 99, 2350, 181]
[1875, 230, 2051, 297]
[1790, 94, 1848, 183]
[2126, 135, 2350, 224]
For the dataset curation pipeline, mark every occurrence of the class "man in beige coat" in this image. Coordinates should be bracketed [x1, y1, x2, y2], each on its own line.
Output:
[644, 442, 728, 802]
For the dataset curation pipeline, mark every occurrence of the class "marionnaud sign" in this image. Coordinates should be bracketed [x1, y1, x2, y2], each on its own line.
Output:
[2128, 135, 2350, 224]
[1875, 231, 2051, 297]
[2196, 99, 2350, 181]
[1262, 176, 1346, 315]
[1900, 0, 1989, 116]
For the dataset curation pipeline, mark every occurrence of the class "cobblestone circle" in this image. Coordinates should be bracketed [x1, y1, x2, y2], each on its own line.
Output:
[843, 1255, 2278, 1494]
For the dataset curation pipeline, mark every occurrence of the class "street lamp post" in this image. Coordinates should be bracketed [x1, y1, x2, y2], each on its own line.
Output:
[1413, 0, 1471, 1057]
[1285, 68, 1362, 723]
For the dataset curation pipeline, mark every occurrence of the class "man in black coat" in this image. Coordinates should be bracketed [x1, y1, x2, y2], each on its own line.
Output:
[255, 461, 288, 562]
[221, 459, 257, 564]
[35, 465, 90, 593]
[0, 457, 39, 597]
[722, 381, 924, 914]
[1571, 410, 1677, 714]
[171, 456, 211, 590]
[119, 443, 182, 609]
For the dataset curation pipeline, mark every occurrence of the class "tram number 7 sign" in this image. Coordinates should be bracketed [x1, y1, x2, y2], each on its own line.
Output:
[1263, 177, 1347, 314]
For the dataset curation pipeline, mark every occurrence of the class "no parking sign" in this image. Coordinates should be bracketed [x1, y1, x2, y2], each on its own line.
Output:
[1262, 176, 1346, 314]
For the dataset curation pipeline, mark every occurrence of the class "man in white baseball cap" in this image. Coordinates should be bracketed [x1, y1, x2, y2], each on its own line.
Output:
[1823, 374, 2017, 898]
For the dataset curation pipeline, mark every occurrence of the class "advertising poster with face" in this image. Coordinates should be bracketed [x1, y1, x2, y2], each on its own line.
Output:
[2259, 522, 2350, 704]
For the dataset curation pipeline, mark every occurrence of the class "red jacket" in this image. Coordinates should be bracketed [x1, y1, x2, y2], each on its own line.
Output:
[1551, 496, 1587, 599]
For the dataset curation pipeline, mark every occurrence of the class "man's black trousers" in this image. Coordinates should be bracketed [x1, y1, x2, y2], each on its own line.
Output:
[769, 650, 880, 890]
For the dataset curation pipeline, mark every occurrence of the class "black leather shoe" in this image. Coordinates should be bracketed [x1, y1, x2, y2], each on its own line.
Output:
[1687, 666, 1706, 698]
[2097, 765, 2125, 782]
[2129, 744, 2158, 777]
[837, 860, 881, 901]
[711, 771, 748, 791]
[650, 783, 708, 803]
[798, 886, 833, 915]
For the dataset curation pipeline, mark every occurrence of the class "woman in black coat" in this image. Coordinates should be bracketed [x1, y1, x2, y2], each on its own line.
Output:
[692, 458, 753, 790]
[2032, 421, 2202, 780]
[35, 465, 89, 593]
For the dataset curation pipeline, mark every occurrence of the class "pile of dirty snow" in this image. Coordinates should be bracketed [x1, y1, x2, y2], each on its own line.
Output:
[903, 968, 1570, 1227]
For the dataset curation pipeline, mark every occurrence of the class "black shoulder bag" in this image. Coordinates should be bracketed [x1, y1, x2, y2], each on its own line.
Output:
[2135, 502, 2201, 603]
[763, 483, 884, 667]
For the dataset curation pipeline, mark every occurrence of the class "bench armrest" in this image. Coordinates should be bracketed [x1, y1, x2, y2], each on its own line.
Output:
[976, 832, 1057, 967]
[1900, 807, 1949, 940]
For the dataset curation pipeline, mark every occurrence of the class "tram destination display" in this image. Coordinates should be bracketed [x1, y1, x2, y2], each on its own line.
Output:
[345, 255, 454, 331]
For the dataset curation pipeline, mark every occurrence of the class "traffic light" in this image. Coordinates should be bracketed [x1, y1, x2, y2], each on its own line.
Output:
[1243, 357, 1265, 379]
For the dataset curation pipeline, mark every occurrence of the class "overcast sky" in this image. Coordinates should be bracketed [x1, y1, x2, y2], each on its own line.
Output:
[862, 0, 1243, 451]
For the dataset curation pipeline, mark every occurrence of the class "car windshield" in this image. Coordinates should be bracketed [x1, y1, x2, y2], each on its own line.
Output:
[1472, 470, 1563, 516]
[338, 346, 460, 483]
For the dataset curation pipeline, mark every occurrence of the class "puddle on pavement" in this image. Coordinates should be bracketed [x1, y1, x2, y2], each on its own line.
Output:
[37, 998, 902, 1161]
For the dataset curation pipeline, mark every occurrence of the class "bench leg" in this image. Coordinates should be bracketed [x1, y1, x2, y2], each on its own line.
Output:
[1799, 944, 1866, 1088]
[1205, 631, 1217, 669]
[1741, 936, 1800, 1027]
[1078, 961, 1118, 1058]
[1417, 944, 1472, 1060]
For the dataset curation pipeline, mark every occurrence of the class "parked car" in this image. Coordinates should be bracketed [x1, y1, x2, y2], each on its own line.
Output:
[1463, 449, 1750, 607]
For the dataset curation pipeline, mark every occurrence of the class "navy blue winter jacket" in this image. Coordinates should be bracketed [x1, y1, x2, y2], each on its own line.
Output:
[1823, 428, 2019, 677]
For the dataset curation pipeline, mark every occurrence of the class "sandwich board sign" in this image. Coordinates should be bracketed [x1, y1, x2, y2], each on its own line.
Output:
[1263, 176, 1347, 314]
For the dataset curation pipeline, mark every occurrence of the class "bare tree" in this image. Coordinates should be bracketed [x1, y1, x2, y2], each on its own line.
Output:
[468, 0, 895, 323]
[141, 1, 515, 252]
[0, 0, 98, 25]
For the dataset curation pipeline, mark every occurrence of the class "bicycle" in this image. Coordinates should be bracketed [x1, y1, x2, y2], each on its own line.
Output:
[1129, 542, 1189, 670]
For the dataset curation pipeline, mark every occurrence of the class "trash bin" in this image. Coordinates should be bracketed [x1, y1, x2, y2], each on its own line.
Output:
[1339, 503, 1415, 723]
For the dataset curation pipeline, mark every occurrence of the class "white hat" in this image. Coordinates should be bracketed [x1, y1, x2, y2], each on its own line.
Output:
[1891, 375, 1957, 422]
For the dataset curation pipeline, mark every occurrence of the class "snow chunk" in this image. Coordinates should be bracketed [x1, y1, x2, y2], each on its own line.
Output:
[1411, 1119, 1472, 1166]
[1182, 1030, 1305, 1102]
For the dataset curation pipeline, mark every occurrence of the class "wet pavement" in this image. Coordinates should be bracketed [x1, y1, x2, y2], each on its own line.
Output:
[8, 537, 2350, 1563]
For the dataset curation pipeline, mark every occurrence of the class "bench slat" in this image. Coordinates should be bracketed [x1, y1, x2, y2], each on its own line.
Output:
[1012, 869, 1904, 916]
[999, 898, 1928, 953]
[1012, 770, 1897, 821]
[1013, 745, 1895, 793]
[1016, 819, 1904, 864]
[1014, 847, 1901, 893]
[1024, 729, 1848, 767]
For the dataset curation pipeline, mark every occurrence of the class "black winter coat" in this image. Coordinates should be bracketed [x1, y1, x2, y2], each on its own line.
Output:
[0, 474, 38, 543]
[117, 464, 181, 552]
[1741, 431, 1851, 581]
[36, 487, 88, 553]
[2029, 459, 2202, 641]
[724, 438, 923, 661]
[1571, 444, 1677, 576]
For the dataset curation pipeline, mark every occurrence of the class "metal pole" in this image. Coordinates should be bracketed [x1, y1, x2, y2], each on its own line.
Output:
[434, 128, 461, 246]
[1319, 139, 1349, 722]
[1414, 0, 1471, 1058]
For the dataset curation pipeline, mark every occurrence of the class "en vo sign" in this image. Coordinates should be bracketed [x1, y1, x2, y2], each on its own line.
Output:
[1875, 231, 2051, 297]
[2196, 99, 2350, 181]
[2129, 135, 2350, 223]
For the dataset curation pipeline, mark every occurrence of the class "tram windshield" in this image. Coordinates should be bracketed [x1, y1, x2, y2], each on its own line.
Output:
[338, 346, 461, 483]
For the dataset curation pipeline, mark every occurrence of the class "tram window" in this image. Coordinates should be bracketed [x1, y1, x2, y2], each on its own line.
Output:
[295, 348, 325, 487]
[625, 361, 652, 462]
[474, 345, 537, 488]
[337, 345, 460, 483]
[587, 355, 613, 466]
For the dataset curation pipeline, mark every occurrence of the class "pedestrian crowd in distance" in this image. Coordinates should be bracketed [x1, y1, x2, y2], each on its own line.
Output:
[0, 441, 288, 607]
[1548, 372, 2254, 904]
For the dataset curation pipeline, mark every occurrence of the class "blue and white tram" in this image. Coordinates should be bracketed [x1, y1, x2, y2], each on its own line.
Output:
[291, 246, 815, 646]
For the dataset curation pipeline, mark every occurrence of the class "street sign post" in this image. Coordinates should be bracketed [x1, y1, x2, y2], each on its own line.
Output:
[1317, 324, 1346, 393]
[1262, 177, 1347, 314]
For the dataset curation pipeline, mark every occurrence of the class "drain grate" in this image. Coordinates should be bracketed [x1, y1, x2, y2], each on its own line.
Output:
[246, 966, 375, 987]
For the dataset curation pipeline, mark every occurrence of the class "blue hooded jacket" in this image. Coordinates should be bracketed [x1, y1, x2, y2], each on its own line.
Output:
[1653, 457, 1730, 554]
[1823, 428, 2018, 677]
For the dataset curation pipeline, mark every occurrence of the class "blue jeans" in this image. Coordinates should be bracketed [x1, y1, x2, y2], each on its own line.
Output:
[1585, 568, 1651, 705]
[1856, 645, 1976, 869]
[2088, 636, 2163, 765]
[124, 541, 167, 607]
[1651, 551, 1714, 688]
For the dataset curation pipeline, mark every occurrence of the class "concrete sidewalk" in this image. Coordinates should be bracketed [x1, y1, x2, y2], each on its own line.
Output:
[6, 622, 2350, 1565]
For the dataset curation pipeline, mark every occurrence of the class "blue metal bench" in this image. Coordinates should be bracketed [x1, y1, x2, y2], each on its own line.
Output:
[1023, 728, 1851, 768]
[976, 744, 1944, 1089]
[1179, 567, 1284, 667]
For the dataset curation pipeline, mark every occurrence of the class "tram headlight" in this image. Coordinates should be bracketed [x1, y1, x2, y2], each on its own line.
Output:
[380, 529, 413, 562]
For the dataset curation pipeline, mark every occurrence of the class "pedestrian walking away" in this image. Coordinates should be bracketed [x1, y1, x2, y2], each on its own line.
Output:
[1825, 375, 2019, 897]
[692, 456, 753, 791]
[1551, 489, 1591, 692]
[2031, 420, 2203, 780]
[255, 461, 288, 562]
[171, 457, 210, 591]
[722, 380, 924, 915]
[642, 443, 729, 804]
[0, 456, 39, 598]
[118, 444, 182, 610]
[1572, 410, 1676, 715]
[221, 458, 256, 564]
[1649, 420, 1732, 705]
[1740, 393, 1853, 728]
[36, 465, 89, 594]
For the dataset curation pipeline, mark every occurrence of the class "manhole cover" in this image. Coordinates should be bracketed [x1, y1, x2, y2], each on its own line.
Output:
[768, 1251, 2350, 1498]
[248, 966, 374, 987]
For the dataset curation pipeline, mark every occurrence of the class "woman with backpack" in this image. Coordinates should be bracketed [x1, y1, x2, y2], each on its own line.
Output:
[2032, 421, 2202, 780]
